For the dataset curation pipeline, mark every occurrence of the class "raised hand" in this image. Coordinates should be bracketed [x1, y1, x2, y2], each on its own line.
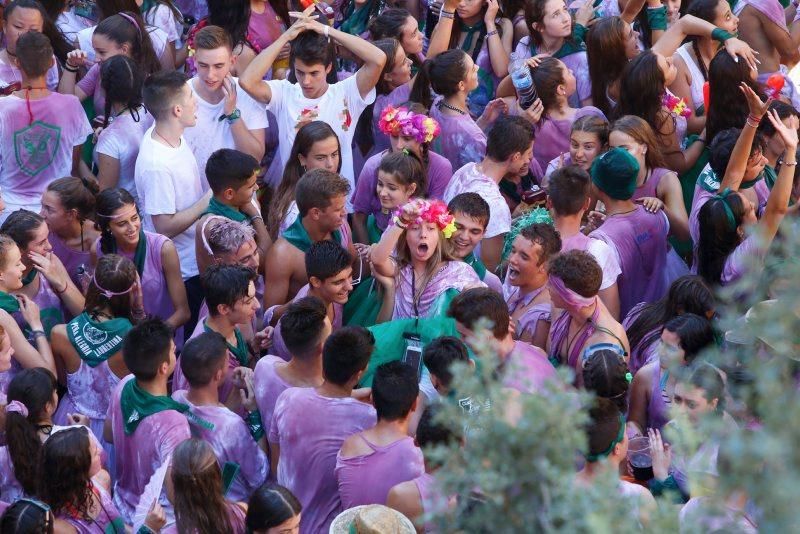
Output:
[766, 108, 799, 150]
[648, 428, 672, 481]
[739, 82, 771, 119]
[221, 75, 238, 115]
[485, 0, 500, 24]
[724, 38, 759, 73]
[635, 196, 665, 213]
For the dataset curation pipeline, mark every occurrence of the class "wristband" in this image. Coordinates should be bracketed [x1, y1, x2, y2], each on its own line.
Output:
[246, 410, 265, 441]
[783, 160, 798, 166]
[137, 526, 156, 534]
[64, 64, 79, 73]
[711, 28, 734, 43]
[392, 215, 409, 229]
[54, 280, 68, 294]
[324, 25, 330, 39]
[440, 9, 455, 19]
[747, 114, 762, 123]
[30, 330, 46, 339]
[248, 214, 263, 225]
[486, 29, 499, 38]
[646, 5, 668, 31]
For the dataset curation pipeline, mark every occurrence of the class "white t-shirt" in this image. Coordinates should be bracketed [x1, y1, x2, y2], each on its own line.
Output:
[586, 238, 622, 291]
[265, 75, 376, 211]
[184, 77, 268, 183]
[143, 4, 183, 46]
[94, 109, 154, 205]
[135, 125, 205, 280]
[77, 24, 168, 65]
[0, 53, 60, 91]
[443, 162, 512, 239]
[56, 10, 94, 44]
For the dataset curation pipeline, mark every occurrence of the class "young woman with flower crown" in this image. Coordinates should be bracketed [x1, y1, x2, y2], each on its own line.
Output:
[370, 199, 484, 319]
[352, 105, 449, 245]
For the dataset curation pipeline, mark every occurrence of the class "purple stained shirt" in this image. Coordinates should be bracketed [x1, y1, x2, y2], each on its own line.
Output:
[353, 83, 413, 178]
[269, 284, 342, 361]
[622, 302, 660, 376]
[75, 63, 106, 117]
[647, 362, 671, 432]
[590, 206, 670, 319]
[444, 162, 511, 239]
[171, 389, 268, 502]
[631, 167, 671, 202]
[162, 502, 247, 534]
[352, 149, 453, 230]
[269, 387, 376, 534]
[503, 281, 551, 343]
[0, 93, 92, 209]
[532, 107, 606, 173]
[335, 435, 424, 509]
[721, 234, 767, 286]
[503, 341, 557, 393]
[108, 375, 191, 523]
[49, 231, 92, 290]
[514, 37, 591, 107]
[393, 261, 483, 319]
[58, 482, 123, 534]
[430, 98, 486, 172]
[0, 445, 22, 503]
[253, 354, 295, 440]
[13, 275, 68, 336]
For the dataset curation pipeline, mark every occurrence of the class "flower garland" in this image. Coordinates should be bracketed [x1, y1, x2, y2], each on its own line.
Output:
[662, 92, 691, 119]
[379, 105, 441, 145]
[395, 199, 457, 239]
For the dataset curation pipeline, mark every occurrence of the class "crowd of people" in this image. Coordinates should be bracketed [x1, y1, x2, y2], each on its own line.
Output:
[0, 0, 793, 530]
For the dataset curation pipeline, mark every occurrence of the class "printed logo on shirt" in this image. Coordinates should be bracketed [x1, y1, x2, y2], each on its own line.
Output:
[339, 98, 352, 131]
[13, 120, 62, 177]
[295, 107, 319, 130]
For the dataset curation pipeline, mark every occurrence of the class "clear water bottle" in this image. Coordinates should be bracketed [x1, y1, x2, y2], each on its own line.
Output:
[509, 52, 538, 110]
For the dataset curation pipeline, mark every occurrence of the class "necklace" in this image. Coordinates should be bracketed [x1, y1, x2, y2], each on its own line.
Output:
[439, 100, 467, 115]
[605, 206, 638, 218]
[19, 86, 48, 125]
[154, 129, 177, 148]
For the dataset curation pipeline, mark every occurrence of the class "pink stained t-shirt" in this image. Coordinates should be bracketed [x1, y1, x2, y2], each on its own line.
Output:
[269, 387, 376, 534]
[0, 92, 92, 207]
[502, 341, 558, 393]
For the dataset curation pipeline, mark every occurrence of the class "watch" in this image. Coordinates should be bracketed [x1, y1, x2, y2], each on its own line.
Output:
[220, 108, 241, 124]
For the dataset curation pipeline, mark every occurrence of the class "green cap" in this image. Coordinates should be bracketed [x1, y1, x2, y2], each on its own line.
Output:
[590, 147, 640, 200]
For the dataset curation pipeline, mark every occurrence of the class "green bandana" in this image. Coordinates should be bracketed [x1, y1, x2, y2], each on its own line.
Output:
[697, 165, 760, 193]
[204, 322, 250, 366]
[21, 269, 37, 286]
[463, 252, 487, 280]
[120, 379, 214, 435]
[460, 20, 486, 53]
[111, 229, 147, 276]
[0, 291, 20, 313]
[67, 312, 133, 368]
[530, 36, 585, 59]
[340, 0, 374, 36]
[203, 197, 247, 223]
[282, 217, 342, 253]
[366, 214, 383, 245]
[763, 164, 777, 190]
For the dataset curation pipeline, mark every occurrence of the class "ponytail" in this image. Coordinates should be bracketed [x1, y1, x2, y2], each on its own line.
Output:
[409, 49, 469, 111]
[46, 177, 98, 223]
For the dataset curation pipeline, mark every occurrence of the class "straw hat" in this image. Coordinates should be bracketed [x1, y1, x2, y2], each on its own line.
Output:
[329, 505, 416, 534]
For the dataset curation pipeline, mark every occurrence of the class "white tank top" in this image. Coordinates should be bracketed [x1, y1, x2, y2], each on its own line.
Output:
[675, 42, 707, 113]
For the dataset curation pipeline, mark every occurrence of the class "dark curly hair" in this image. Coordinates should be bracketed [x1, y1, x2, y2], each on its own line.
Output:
[583, 348, 630, 413]
[547, 250, 602, 297]
[39, 426, 95, 520]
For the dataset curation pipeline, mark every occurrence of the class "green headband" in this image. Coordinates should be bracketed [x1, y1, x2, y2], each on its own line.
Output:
[713, 187, 738, 230]
[585, 413, 626, 462]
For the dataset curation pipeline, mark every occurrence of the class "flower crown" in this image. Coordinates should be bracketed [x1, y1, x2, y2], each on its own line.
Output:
[378, 105, 441, 145]
[395, 199, 457, 239]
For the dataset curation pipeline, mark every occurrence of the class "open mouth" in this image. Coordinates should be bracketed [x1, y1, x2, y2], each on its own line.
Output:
[507, 267, 520, 281]
[417, 243, 429, 255]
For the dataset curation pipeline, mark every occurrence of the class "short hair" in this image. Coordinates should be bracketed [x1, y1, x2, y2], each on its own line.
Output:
[143, 70, 189, 121]
[518, 223, 562, 266]
[305, 240, 352, 282]
[291, 30, 334, 68]
[448, 193, 490, 229]
[758, 100, 799, 139]
[207, 219, 255, 256]
[205, 149, 260, 195]
[193, 24, 233, 51]
[180, 332, 229, 387]
[0, 209, 45, 250]
[422, 336, 469, 388]
[447, 288, 509, 340]
[280, 296, 328, 358]
[321, 327, 374, 386]
[663, 313, 715, 364]
[372, 361, 419, 421]
[15, 31, 53, 78]
[547, 250, 602, 297]
[294, 169, 351, 217]
[123, 318, 174, 380]
[486, 115, 535, 162]
[548, 166, 591, 216]
[585, 398, 623, 460]
[708, 127, 765, 177]
[202, 264, 257, 316]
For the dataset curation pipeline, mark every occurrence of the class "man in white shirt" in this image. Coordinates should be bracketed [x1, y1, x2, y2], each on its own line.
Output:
[184, 25, 268, 184]
[444, 115, 535, 272]
[239, 11, 386, 211]
[135, 70, 211, 336]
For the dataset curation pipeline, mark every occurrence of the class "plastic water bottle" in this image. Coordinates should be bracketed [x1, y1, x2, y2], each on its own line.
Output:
[509, 52, 538, 110]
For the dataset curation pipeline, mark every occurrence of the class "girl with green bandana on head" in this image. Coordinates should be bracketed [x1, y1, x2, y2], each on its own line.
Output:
[0, 210, 86, 338]
[50, 254, 140, 446]
[0, 235, 56, 397]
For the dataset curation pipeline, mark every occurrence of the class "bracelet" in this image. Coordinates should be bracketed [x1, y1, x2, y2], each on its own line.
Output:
[30, 330, 46, 339]
[747, 114, 762, 123]
[54, 280, 68, 294]
[711, 28, 734, 43]
[64, 63, 79, 73]
[695, 137, 706, 143]
[137, 526, 156, 534]
[440, 9, 455, 19]
[248, 214, 264, 224]
[783, 160, 798, 166]
[486, 29, 499, 38]
[324, 25, 330, 39]
[392, 215, 409, 229]
[746, 120, 760, 129]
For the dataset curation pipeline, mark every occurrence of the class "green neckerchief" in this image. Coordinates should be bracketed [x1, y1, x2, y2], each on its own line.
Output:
[120, 378, 214, 435]
[21, 269, 37, 286]
[0, 291, 20, 313]
[111, 229, 147, 276]
[763, 164, 777, 190]
[282, 216, 343, 253]
[460, 20, 486, 53]
[67, 312, 133, 368]
[696, 165, 760, 193]
[203, 197, 247, 223]
[203, 322, 250, 366]
[463, 252, 487, 280]
[340, 0, 374, 36]
[530, 35, 585, 59]
[366, 214, 383, 245]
